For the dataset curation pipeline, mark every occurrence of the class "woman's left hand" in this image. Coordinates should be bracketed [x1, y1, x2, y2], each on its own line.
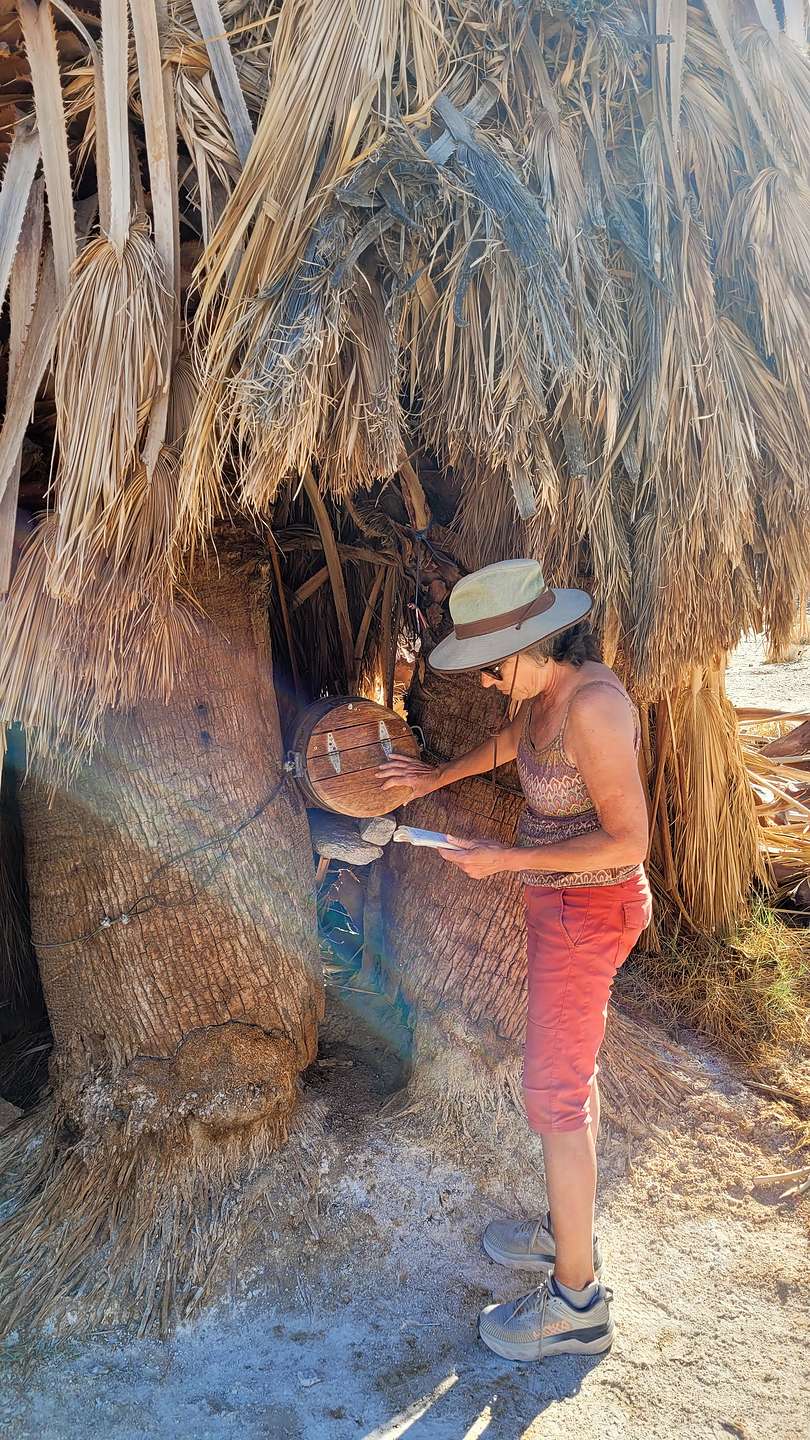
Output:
[438, 838, 516, 879]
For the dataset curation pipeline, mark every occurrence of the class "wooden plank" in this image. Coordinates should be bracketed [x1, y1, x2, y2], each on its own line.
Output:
[309, 738, 418, 783]
[308, 715, 414, 752]
[309, 700, 408, 734]
[307, 770, 413, 818]
[307, 722, 416, 761]
[0, 179, 44, 596]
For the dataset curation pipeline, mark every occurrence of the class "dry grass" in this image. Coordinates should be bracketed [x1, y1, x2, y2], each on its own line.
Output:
[385, 1002, 695, 1152]
[631, 896, 810, 1063]
[0, 1093, 327, 1339]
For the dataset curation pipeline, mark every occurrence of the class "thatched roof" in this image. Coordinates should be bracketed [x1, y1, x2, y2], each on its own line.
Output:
[0, 0, 808, 929]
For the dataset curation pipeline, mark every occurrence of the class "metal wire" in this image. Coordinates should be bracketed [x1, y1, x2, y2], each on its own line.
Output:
[33, 774, 291, 952]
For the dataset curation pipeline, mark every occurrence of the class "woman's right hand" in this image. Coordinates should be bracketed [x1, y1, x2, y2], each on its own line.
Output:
[377, 756, 443, 801]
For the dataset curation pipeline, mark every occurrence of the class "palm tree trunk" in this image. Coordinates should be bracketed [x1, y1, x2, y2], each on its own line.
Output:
[0, 555, 324, 1335]
[19, 556, 322, 1140]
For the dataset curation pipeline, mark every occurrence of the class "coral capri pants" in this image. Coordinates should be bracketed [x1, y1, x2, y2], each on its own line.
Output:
[523, 870, 652, 1133]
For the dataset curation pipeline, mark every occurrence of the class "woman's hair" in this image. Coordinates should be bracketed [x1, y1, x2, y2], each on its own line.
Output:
[523, 620, 601, 668]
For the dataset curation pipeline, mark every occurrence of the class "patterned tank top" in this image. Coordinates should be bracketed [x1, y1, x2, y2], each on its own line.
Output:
[516, 679, 642, 890]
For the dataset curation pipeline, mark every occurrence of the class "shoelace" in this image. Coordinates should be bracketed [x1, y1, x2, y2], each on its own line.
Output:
[509, 1278, 614, 1327]
[509, 1277, 551, 1325]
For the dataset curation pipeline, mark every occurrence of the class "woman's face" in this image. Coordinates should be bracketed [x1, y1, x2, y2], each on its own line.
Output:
[479, 651, 550, 701]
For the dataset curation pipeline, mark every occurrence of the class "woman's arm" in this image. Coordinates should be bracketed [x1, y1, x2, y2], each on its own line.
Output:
[379, 705, 525, 802]
[442, 688, 648, 878]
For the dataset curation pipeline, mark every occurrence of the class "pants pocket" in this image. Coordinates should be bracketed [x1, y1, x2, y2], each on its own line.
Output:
[622, 895, 652, 936]
[559, 888, 593, 947]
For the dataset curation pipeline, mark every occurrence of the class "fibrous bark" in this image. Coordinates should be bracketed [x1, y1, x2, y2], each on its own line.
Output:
[0, 554, 325, 1335]
[20, 556, 322, 1140]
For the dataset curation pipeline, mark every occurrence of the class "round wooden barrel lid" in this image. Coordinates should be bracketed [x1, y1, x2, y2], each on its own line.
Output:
[290, 697, 421, 818]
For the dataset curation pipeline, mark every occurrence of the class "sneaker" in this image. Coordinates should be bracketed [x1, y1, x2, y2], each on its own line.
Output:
[482, 1212, 603, 1276]
[479, 1277, 614, 1360]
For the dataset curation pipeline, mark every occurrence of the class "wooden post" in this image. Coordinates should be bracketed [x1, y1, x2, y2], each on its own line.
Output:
[302, 467, 355, 685]
[269, 540, 303, 702]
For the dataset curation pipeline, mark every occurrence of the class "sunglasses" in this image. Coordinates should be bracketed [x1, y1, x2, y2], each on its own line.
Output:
[480, 663, 504, 680]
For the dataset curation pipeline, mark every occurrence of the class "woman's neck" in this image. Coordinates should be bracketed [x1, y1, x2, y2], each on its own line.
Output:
[529, 659, 565, 708]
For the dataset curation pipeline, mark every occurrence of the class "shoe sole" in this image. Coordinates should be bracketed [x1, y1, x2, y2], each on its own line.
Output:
[479, 1322, 614, 1361]
[482, 1231, 603, 1278]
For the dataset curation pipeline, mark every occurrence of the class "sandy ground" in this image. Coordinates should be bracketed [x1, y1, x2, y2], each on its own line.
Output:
[1, 1008, 809, 1440]
[725, 628, 809, 711]
[1, 636, 809, 1440]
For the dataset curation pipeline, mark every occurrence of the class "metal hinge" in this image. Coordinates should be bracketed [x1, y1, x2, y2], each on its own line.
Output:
[284, 751, 303, 778]
[326, 732, 341, 773]
[378, 720, 393, 757]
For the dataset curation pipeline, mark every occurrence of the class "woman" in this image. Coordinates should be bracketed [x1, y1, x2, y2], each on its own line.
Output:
[380, 558, 650, 1361]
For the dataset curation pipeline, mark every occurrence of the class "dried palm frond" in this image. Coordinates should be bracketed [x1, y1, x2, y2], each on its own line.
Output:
[0, 118, 41, 320]
[221, 219, 346, 517]
[449, 461, 532, 572]
[196, 0, 443, 306]
[737, 23, 810, 174]
[51, 219, 168, 595]
[718, 167, 810, 432]
[665, 667, 769, 934]
[0, 178, 44, 595]
[417, 206, 563, 523]
[170, 38, 242, 240]
[0, 459, 195, 776]
[166, 345, 199, 446]
[182, 0, 445, 526]
[187, 0, 254, 163]
[0, 1093, 326, 1337]
[319, 270, 404, 496]
[130, 0, 179, 468]
[743, 739, 810, 890]
[17, 0, 76, 296]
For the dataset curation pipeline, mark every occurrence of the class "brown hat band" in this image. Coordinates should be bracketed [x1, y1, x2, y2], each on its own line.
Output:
[453, 588, 555, 640]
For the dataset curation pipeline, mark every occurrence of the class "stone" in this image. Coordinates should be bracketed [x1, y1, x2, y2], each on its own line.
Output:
[307, 810, 384, 866]
[357, 816, 396, 845]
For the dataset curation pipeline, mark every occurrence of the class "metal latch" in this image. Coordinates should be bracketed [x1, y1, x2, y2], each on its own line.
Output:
[284, 751, 303, 778]
[326, 732, 341, 773]
[378, 720, 393, 758]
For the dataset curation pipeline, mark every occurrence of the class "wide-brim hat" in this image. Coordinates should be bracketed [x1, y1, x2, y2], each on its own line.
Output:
[428, 558, 592, 674]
